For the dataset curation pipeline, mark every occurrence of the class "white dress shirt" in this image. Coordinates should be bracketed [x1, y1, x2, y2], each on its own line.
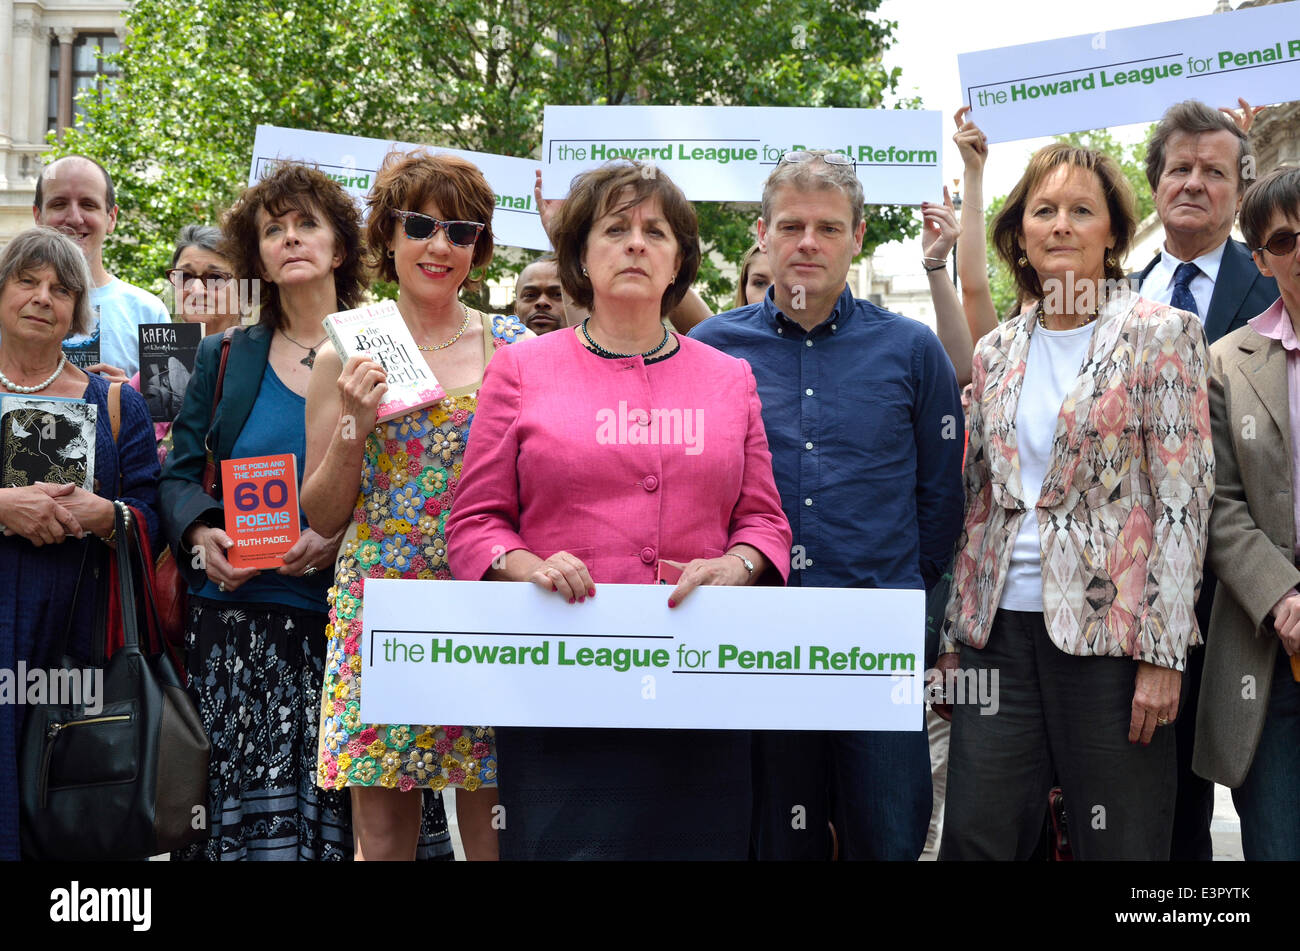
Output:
[1139, 239, 1228, 321]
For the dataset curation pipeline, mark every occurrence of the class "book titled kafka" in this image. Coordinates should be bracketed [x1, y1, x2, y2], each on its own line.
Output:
[138, 323, 202, 423]
[0, 395, 96, 491]
[323, 299, 446, 424]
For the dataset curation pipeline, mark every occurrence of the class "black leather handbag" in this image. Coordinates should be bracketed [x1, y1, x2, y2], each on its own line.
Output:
[19, 501, 210, 860]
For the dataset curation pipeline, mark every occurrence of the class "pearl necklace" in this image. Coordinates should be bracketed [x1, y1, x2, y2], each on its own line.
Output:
[416, 306, 472, 352]
[0, 353, 67, 393]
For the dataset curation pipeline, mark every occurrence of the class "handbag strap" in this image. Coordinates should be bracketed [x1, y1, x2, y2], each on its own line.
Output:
[202, 327, 237, 497]
[112, 501, 141, 653]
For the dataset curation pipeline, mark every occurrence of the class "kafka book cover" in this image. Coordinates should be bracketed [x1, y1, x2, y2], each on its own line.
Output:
[138, 323, 202, 423]
[0, 395, 96, 491]
[323, 299, 446, 424]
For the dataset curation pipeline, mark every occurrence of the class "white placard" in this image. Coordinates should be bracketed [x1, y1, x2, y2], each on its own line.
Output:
[958, 4, 1300, 144]
[541, 105, 942, 205]
[359, 580, 924, 731]
[248, 125, 550, 250]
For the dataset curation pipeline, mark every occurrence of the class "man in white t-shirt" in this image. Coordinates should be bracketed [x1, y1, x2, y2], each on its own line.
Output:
[32, 155, 169, 378]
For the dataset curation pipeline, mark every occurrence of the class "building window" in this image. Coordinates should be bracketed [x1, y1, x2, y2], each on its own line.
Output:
[72, 33, 121, 124]
[47, 32, 121, 135]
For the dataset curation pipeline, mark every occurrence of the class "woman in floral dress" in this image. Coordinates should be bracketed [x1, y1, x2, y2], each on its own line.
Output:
[303, 149, 529, 860]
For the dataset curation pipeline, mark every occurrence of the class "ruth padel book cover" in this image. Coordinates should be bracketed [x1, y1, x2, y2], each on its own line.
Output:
[323, 299, 447, 424]
[138, 322, 202, 423]
[0, 395, 97, 490]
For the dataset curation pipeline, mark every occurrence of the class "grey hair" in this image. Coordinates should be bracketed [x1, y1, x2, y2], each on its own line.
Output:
[170, 224, 224, 268]
[761, 150, 865, 231]
[0, 226, 95, 337]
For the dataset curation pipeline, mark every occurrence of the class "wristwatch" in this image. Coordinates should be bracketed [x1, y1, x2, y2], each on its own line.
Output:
[727, 551, 754, 576]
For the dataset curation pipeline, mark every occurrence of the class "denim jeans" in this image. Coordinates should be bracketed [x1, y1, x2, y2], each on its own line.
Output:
[751, 727, 932, 861]
[1232, 643, 1300, 861]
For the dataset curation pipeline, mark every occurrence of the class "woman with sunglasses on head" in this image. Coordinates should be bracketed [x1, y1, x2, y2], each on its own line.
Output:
[303, 149, 530, 861]
[162, 164, 449, 861]
[1195, 166, 1300, 860]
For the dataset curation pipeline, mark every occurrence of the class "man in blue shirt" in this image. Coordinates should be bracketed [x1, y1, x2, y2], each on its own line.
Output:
[33, 155, 169, 378]
[691, 151, 964, 860]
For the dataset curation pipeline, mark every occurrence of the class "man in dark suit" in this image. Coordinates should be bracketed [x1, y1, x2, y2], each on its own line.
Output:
[1131, 99, 1279, 861]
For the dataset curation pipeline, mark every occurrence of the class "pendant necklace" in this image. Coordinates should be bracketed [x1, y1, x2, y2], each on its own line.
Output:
[281, 329, 328, 368]
[0, 353, 67, 393]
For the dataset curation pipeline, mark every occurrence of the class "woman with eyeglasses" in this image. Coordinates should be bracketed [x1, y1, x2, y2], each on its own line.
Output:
[162, 163, 449, 861]
[129, 225, 244, 465]
[1195, 166, 1300, 860]
[303, 149, 530, 861]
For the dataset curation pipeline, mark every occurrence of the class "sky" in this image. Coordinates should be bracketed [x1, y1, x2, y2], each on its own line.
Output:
[871, 0, 1236, 268]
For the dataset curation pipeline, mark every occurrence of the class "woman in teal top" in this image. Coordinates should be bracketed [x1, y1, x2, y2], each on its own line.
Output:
[160, 163, 450, 861]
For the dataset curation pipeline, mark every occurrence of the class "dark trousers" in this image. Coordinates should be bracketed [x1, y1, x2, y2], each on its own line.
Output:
[941, 610, 1175, 861]
[1233, 643, 1300, 860]
[751, 727, 932, 861]
[1170, 576, 1216, 860]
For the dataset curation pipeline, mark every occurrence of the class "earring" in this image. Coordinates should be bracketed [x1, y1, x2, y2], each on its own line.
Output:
[1106, 252, 1117, 267]
[1017, 255, 1028, 267]
[670, 273, 677, 283]
[387, 249, 395, 259]
[582, 266, 588, 276]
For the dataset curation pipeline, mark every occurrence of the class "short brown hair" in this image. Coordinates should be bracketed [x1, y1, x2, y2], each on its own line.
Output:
[551, 161, 700, 316]
[1240, 165, 1300, 252]
[0, 227, 95, 336]
[992, 143, 1137, 303]
[1145, 100, 1251, 195]
[365, 149, 495, 292]
[221, 163, 365, 331]
[761, 151, 864, 231]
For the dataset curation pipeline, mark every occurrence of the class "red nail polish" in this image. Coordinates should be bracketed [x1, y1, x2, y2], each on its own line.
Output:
[578, 597, 585, 603]
[667, 599, 676, 609]
[588, 588, 596, 598]
[568, 597, 575, 604]
[552, 585, 557, 592]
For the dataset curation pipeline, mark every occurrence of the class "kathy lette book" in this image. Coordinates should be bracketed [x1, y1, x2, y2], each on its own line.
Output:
[323, 299, 446, 424]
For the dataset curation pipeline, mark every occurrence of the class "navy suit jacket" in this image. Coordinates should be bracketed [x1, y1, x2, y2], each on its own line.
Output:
[1130, 237, 1278, 345]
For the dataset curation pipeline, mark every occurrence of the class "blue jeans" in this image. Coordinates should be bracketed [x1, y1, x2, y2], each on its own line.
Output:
[751, 728, 931, 860]
[1232, 644, 1300, 861]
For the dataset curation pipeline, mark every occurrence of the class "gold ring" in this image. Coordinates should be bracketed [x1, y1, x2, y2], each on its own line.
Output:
[1157, 716, 1169, 725]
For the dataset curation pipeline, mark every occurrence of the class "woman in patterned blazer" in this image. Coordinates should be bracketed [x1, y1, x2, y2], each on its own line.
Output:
[937, 143, 1213, 861]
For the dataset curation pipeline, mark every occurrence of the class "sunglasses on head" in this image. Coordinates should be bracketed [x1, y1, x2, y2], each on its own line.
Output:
[1256, 230, 1300, 258]
[392, 210, 485, 247]
[778, 150, 856, 169]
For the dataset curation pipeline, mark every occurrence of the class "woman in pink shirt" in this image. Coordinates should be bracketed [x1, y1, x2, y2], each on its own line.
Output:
[446, 161, 791, 859]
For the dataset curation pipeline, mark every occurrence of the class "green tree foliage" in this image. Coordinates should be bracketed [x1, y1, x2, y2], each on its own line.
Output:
[982, 126, 1156, 319]
[54, 0, 915, 310]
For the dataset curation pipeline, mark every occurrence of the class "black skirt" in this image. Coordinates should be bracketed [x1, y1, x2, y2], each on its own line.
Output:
[495, 727, 750, 860]
[175, 597, 452, 861]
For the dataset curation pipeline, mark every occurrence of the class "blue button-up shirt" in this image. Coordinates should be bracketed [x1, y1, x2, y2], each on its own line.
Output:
[691, 285, 964, 590]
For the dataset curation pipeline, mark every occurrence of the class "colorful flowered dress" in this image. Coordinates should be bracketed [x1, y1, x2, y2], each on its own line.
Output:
[316, 311, 529, 792]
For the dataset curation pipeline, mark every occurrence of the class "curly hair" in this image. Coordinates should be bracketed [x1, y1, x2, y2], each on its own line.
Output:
[220, 163, 365, 330]
[364, 149, 496, 294]
[550, 161, 699, 316]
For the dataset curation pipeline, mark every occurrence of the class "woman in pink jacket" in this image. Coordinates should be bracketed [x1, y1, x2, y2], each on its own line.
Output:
[446, 161, 791, 859]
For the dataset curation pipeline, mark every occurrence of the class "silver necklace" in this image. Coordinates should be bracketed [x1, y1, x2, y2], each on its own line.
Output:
[280, 329, 328, 368]
[416, 306, 473, 352]
[0, 353, 67, 393]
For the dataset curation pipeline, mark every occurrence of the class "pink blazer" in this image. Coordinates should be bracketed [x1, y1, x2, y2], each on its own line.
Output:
[446, 330, 792, 585]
